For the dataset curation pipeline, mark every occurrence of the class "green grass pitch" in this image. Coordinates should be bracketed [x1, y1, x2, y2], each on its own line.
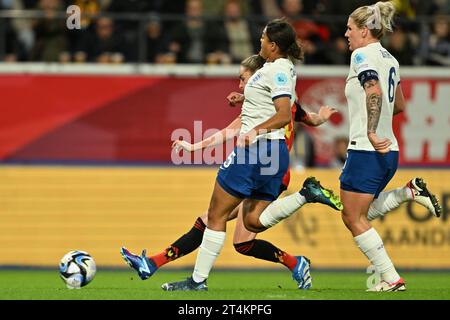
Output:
[0, 269, 449, 300]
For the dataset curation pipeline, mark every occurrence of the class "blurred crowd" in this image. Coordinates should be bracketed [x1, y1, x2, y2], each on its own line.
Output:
[1, 0, 449, 65]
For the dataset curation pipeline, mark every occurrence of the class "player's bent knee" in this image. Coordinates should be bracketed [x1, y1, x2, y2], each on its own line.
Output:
[341, 213, 358, 230]
[233, 240, 255, 256]
[243, 216, 265, 233]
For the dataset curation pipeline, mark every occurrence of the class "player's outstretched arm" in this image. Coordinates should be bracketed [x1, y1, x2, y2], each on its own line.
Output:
[302, 105, 338, 126]
[172, 116, 241, 153]
[227, 92, 245, 106]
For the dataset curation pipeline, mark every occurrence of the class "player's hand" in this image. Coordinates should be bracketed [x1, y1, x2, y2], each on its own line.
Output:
[227, 92, 244, 106]
[368, 132, 392, 154]
[172, 140, 194, 153]
[237, 130, 256, 148]
[318, 105, 338, 121]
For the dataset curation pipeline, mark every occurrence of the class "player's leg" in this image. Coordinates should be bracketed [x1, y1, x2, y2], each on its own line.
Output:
[120, 205, 240, 280]
[148, 216, 207, 269]
[161, 139, 286, 291]
[120, 213, 207, 280]
[340, 190, 405, 291]
[256, 177, 342, 231]
[368, 177, 442, 221]
[147, 205, 240, 270]
[233, 204, 311, 289]
[161, 180, 242, 291]
[340, 150, 405, 292]
[233, 205, 301, 274]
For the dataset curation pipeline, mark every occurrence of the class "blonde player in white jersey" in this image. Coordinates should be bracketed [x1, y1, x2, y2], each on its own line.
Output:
[340, 1, 442, 292]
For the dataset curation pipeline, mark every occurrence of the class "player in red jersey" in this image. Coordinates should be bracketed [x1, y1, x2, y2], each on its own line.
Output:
[121, 54, 338, 289]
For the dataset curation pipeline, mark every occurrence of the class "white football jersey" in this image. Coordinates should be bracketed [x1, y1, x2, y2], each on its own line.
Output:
[240, 58, 297, 142]
[345, 42, 400, 151]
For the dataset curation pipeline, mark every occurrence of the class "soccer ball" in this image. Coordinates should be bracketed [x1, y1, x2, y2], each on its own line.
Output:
[59, 250, 96, 289]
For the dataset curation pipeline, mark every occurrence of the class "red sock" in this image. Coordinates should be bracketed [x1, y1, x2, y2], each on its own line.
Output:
[279, 252, 298, 271]
[149, 246, 179, 268]
[148, 217, 206, 268]
[234, 240, 299, 271]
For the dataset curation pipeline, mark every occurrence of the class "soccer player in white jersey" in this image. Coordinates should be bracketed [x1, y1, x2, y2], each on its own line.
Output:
[154, 18, 344, 291]
[340, 1, 441, 292]
[120, 54, 340, 290]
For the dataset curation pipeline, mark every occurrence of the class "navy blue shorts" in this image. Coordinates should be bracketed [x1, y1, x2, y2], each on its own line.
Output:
[217, 139, 289, 201]
[339, 150, 399, 198]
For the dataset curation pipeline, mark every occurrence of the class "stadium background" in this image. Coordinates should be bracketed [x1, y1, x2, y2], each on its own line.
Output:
[0, 0, 449, 272]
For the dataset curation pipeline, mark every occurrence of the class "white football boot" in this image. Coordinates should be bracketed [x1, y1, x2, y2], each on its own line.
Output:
[367, 278, 406, 292]
[407, 177, 442, 218]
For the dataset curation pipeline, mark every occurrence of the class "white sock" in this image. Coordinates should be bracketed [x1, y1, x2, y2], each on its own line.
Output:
[192, 228, 226, 283]
[354, 228, 400, 284]
[367, 187, 414, 221]
[258, 192, 307, 228]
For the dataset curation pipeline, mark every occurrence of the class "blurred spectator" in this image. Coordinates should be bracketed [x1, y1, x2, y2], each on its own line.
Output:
[423, 15, 450, 66]
[250, 0, 282, 19]
[0, 0, 447, 65]
[106, 0, 152, 13]
[383, 26, 418, 65]
[280, 0, 330, 64]
[155, 0, 189, 33]
[167, 0, 227, 64]
[1, 21, 19, 62]
[392, 0, 442, 18]
[145, 15, 175, 64]
[66, 0, 104, 58]
[433, 0, 449, 14]
[106, 0, 154, 61]
[0, 0, 16, 61]
[302, 0, 329, 15]
[30, 0, 68, 62]
[392, 0, 418, 18]
[203, 0, 250, 16]
[74, 0, 103, 29]
[325, 37, 351, 65]
[329, 136, 349, 169]
[157, 0, 186, 14]
[318, 0, 372, 39]
[3, 0, 35, 60]
[305, 0, 377, 17]
[74, 16, 127, 63]
[217, 0, 261, 63]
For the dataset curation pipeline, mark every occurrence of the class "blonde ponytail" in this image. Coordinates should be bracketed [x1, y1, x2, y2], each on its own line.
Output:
[350, 1, 396, 39]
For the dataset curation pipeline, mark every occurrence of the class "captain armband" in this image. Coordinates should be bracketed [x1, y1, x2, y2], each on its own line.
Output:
[357, 69, 379, 87]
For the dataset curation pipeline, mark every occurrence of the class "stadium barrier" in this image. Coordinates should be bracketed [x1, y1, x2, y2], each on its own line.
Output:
[0, 166, 449, 269]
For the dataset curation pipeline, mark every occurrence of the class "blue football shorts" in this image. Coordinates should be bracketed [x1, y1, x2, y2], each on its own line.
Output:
[339, 149, 399, 198]
[217, 139, 289, 202]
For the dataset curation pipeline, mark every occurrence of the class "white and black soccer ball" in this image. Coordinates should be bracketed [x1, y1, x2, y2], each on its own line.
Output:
[59, 250, 96, 289]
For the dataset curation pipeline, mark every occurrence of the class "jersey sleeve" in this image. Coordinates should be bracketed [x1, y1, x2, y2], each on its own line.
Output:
[269, 67, 293, 100]
[351, 48, 379, 87]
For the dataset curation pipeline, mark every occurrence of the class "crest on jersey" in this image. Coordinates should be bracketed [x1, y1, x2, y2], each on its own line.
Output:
[275, 72, 288, 85]
[354, 52, 366, 65]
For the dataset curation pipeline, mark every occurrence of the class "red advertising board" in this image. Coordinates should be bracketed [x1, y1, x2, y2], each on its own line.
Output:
[0, 74, 448, 166]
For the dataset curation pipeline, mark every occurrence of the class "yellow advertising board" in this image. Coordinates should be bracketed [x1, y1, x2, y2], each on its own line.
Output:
[0, 166, 448, 269]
